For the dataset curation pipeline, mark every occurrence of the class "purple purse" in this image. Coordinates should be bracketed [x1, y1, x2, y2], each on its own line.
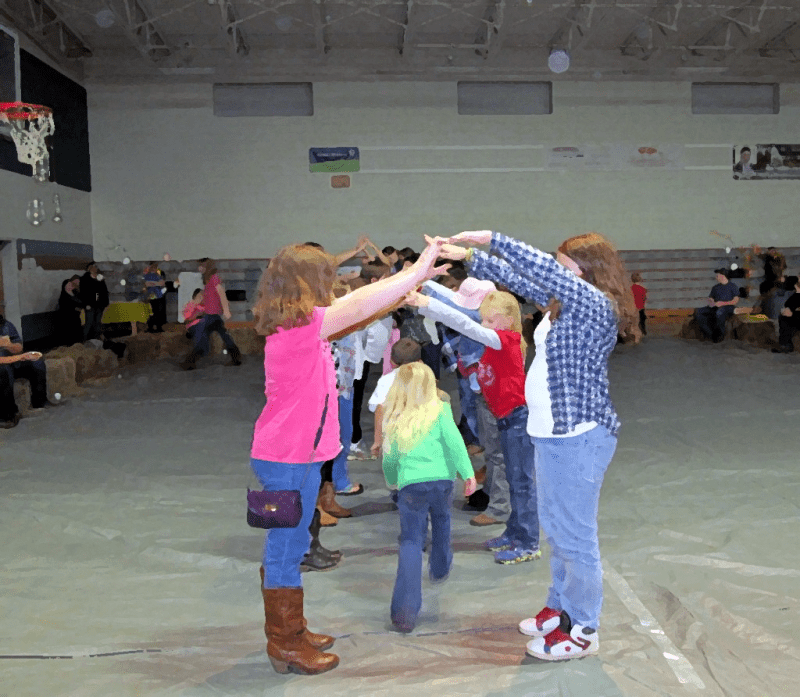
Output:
[247, 395, 330, 530]
[247, 488, 302, 529]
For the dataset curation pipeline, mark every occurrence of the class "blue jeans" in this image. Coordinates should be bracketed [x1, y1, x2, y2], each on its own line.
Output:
[200, 314, 239, 353]
[694, 306, 735, 340]
[497, 405, 538, 549]
[456, 374, 480, 445]
[187, 318, 210, 356]
[534, 425, 617, 628]
[391, 480, 454, 629]
[250, 459, 323, 589]
[331, 395, 354, 492]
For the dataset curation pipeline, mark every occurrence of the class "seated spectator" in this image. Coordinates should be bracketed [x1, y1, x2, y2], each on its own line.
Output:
[693, 268, 739, 343]
[0, 301, 58, 429]
[56, 275, 84, 347]
[757, 274, 793, 320]
[772, 275, 800, 353]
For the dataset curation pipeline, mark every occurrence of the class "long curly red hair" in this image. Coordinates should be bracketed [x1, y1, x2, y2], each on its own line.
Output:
[252, 244, 336, 336]
[556, 232, 641, 344]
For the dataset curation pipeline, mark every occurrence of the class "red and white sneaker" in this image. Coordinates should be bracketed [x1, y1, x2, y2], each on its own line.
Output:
[518, 606, 561, 637]
[526, 612, 598, 661]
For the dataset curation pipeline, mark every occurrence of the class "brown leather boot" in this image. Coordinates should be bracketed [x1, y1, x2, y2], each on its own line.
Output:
[317, 506, 338, 527]
[319, 481, 352, 518]
[260, 567, 334, 651]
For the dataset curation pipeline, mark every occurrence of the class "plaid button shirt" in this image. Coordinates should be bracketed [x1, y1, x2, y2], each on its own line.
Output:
[469, 233, 621, 436]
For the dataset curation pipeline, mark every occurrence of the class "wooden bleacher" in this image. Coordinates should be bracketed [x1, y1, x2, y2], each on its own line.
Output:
[619, 247, 800, 336]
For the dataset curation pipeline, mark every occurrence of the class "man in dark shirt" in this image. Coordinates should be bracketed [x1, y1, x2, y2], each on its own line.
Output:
[773, 275, 800, 353]
[694, 268, 740, 343]
[79, 262, 110, 341]
[0, 301, 55, 428]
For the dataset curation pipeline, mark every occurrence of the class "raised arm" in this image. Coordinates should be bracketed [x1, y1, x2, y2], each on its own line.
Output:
[320, 240, 448, 342]
[412, 295, 501, 350]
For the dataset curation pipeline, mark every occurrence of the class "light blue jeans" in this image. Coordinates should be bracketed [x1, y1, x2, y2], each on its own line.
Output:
[533, 425, 617, 629]
[250, 459, 323, 589]
[331, 395, 354, 492]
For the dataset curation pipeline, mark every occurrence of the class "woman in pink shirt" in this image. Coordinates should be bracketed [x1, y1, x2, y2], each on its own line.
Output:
[249, 239, 447, 676]
[180, 258, 242, 369]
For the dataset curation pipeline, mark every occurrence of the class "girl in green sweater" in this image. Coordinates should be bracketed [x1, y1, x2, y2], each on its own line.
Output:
[382, 362, 477, 632]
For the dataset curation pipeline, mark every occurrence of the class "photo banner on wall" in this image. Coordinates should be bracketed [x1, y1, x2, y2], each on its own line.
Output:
[546, 145, 685, 170]
[733, 144, 800, 180]
[309, 147, 360, 173]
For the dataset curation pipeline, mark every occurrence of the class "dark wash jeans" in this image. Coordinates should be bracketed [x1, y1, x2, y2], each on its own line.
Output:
[496, 404, 539, 550]
[391, 480, 454, 630]
[694, 305, 735, 340]
[0, 358, 48, 420]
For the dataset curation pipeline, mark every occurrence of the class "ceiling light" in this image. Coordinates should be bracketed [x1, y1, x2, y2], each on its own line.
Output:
[275, 16, 293, 31]
[548, 49, 570, 74]
[95, 9, 115, 28]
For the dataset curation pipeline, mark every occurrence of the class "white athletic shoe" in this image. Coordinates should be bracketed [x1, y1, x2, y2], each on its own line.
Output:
[519, 606, 561, 637]
[526, 612, 598, 661]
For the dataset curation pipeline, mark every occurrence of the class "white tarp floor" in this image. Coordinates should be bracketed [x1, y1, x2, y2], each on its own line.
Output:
[1, 337, 798, 697]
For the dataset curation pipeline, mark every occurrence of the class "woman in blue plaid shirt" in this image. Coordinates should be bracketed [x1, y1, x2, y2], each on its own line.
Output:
[435, 229, 640, 662]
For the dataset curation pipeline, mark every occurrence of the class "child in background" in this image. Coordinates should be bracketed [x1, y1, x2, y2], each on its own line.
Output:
[631, 272, 647, 336]
[381, 362, 477, 632]
[182, 289, 207, 365]
[369, 338, 423, 459]
[350, 261, 393, 459]
[408, 289, 541, 566]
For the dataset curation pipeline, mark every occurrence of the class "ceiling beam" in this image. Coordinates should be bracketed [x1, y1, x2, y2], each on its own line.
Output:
[689, 0, 763, 57]
[216, 0, 249, 57]
[758, 20, 800, 59]
[310, 0, 329, 55]
[0, 0, 91, 60]
[399, 0, 412, 56]
[109, 0, 171, 62]
[473, 0, 505, 60]
[548, 0, 597, 52]
[620, 0, 677, 60]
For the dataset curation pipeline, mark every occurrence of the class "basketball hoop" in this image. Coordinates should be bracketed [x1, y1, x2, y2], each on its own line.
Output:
[0, 101, 55, 182]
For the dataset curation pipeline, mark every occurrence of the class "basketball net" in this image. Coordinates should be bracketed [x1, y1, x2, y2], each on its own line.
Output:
[0, 102, 55, 182]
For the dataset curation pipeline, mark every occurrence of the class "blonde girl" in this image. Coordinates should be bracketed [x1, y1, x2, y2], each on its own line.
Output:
[407, 289, 541, 566]
[248, 239, 447, 676]
[381, 362, 476, 633]
[435, 229, 639, 662]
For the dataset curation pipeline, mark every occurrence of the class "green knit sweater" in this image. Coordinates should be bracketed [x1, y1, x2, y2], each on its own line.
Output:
[382, 403, 474, 490]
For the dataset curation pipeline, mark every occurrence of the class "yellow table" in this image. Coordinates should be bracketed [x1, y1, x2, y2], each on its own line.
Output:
[80, 302, 152, 336]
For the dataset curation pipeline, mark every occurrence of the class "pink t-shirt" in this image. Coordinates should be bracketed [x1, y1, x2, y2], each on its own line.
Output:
[203, 273, 223, 315]
[251, 307, 341, 464]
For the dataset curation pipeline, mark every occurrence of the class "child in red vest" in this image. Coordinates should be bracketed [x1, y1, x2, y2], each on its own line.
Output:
[631, 272, 647, 336]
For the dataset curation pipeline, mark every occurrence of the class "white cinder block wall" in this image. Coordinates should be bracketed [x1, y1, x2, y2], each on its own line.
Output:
[87, 80, 800, 263]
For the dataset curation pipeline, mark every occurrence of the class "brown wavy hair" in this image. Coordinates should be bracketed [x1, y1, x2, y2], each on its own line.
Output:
[198, 258, 218, 285]
[252, 244, 336, 336]
[554, 233, 641, 344]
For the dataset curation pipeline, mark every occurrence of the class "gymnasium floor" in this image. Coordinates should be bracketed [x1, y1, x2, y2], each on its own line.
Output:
[1, 337, 798, 697]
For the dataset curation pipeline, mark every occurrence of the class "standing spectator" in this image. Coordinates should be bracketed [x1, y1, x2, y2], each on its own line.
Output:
[144, 261, 167, 333]
[772, 275, 800, 353]
[181, 258, 241, 369]
[631, 272, 648, 336]
[693, 268, 739, 343]
[79, 262, 109, 341]
[754, 245, 787, 296]
[56, 275, 84, 347]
